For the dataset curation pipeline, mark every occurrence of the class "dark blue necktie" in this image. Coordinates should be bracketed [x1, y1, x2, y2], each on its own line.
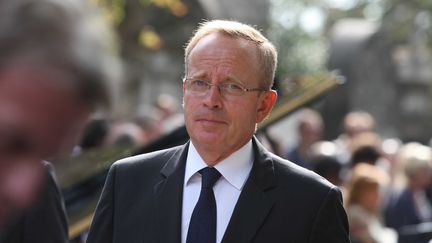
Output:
[186, 167, 221, 243]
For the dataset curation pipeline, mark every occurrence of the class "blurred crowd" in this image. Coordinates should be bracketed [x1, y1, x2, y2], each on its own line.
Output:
[75, 104, 432, 243]
[279, 108, 432, 243]
[74, 93, 184, 155]
[1, 0, 432, 242]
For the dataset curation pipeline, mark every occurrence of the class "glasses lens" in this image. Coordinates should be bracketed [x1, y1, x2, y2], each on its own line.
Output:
[185, 79, 259, 97]
[221, 83, 244, 96]
[187, 79, 208, 93]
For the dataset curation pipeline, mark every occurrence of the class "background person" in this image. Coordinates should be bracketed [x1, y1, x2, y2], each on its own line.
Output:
[285, 108, 324, 170]
[345, 163, 397, 243]
[385, 142, 432, 243]
[0, 0, 120, 241]
[334, 111, 376, 165]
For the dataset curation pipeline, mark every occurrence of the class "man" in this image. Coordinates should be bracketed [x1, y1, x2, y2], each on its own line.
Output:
[0, 0, 119, 241]
[385, 142, 432, 243]
[333, 111, 376, 165]
[285, 108, 324, 169]
[88, 20, 350, 243]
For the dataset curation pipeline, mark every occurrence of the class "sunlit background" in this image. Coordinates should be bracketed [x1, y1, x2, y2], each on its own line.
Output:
[86, 0, 432, 144]
[54, 1, 432, 241]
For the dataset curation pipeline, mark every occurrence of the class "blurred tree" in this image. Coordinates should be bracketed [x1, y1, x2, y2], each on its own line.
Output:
[268, 0, 329, 81]
[269, 0, 432, 141]
[88, 0, 206, 117]
[268, 0, 432, 78]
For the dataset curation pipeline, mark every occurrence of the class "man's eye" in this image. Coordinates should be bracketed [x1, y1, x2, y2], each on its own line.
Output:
[224, 83, 243, 91]
[0, 137, 32, 156]
[192, 80, 208, 87]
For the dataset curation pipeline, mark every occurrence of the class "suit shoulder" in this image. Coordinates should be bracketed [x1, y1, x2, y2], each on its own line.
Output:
[112, 145, 184, 171]
[272, 154, 337, 191]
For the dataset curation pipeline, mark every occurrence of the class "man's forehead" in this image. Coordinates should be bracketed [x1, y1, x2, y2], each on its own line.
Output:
[192, 33, 253, 53]
[187, 33, 260, 85]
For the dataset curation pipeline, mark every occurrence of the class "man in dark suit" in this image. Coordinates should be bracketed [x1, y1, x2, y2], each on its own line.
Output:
[87, 19, 350, 243]
[385, 142, 432, 243]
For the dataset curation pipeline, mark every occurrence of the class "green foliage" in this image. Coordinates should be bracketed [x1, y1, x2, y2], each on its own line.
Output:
[270, 25, 328, 79]
[269, 0, 432, 80]
[89, 0, 125, 25]
[268, 0, 329, 80]
[90, 0, 188, 25]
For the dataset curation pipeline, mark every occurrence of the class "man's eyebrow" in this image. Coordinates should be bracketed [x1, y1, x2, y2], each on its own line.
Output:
[187, 76, 207, 80]
[186, 72, 245, 86]
[187, 70, 207, 79]
[226, 75, 245, 85]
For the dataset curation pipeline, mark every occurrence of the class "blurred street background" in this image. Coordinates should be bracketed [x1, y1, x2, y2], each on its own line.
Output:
[58, 1, 432, 242]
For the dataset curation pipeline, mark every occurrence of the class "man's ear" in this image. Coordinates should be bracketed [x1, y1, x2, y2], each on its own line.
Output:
[182, 79, 187, 93]
[256, 90, 277, 123]
[182, 80, 187, 108]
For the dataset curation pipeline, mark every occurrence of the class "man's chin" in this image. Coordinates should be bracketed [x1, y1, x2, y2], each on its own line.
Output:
[195, 133, 222, 145]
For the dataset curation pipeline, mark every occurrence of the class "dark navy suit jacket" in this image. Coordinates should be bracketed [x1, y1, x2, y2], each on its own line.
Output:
[87, 137, 350, 243]
[385, 188, 432, 243]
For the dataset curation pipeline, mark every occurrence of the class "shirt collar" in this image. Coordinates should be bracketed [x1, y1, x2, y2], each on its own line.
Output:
[184, 140, 254, 190]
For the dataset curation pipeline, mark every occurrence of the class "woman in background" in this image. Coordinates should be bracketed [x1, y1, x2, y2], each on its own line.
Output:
[345, 163, 397, 243]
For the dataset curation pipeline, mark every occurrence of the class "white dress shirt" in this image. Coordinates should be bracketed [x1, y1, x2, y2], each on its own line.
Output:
[181, 141, 254, 243]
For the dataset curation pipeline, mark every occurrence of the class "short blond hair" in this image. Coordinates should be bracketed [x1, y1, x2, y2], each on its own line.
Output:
[184, 20, 277, 89]
[399, 142, 432, 179]
[344, 111, 375, 137]
[345, 163, 389, 207]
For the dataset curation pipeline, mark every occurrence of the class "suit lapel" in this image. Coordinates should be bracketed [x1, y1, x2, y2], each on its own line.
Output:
[154, 143, 189, 243]
[221, 137, 276, 243]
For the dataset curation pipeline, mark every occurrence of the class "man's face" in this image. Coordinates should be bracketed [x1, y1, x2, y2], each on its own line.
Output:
[183, 33, 277, 164]
[0, 64, 90, 226]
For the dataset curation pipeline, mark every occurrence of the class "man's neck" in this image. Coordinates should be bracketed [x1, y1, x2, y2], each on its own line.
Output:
[190, 139, 251, 166]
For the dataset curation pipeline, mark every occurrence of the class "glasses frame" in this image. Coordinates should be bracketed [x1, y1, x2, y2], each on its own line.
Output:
[183, 78, 268, 97]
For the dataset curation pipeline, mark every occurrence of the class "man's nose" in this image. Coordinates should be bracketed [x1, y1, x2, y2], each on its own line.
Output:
[203, 84, 223, 108]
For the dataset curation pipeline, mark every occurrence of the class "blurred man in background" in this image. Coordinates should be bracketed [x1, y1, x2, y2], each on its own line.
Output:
[0, 0, 120, 242]
[285, 108, 324, 170]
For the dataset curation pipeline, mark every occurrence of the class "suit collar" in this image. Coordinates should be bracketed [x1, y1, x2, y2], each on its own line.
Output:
[157, 137, 275, 182]
[154, 138, 277, 243]
[160, 142, 189, 177]
[222, 136, 277, 243]
[154, 143, 189, 243]
[249, 136, 277, 190]
[185, 139, 254, 191]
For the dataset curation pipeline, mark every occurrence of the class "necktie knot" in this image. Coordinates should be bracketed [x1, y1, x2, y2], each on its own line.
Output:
[199, 167, 221, 189]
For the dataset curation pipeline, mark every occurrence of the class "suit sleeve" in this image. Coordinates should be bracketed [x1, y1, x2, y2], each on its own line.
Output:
[86, 163, 117, 243]
[309, 186, 351, 243]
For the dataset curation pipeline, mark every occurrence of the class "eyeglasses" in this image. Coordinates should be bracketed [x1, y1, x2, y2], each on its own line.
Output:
[183, 78, 268, 97]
